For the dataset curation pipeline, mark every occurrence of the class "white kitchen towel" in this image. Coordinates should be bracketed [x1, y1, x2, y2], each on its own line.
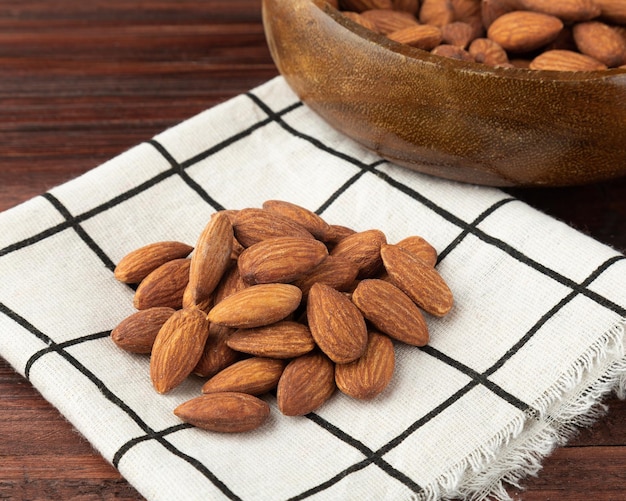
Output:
[1, 76, 625, 501]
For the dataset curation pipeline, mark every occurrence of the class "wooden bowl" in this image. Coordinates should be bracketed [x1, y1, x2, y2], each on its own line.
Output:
[262, 0, 626, 187]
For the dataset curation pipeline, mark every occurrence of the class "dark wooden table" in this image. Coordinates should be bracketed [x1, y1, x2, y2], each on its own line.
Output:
[1, 1, 625, 499]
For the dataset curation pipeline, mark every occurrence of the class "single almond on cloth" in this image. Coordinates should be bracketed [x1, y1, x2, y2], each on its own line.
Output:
[201, 357, 286, 396]
[133, 258, 190, 310]
[307, 282, 368, 363]
[114, 241, 193, 284]
[351, 278, 430, 346]
[330, 228, 387, 278]
[594, 0, 626, 24]
[573, 21, 626, 67]
[184, 211, 234, 308]
[387, 24, 443, 50]
[226, 321, 316, 359]
[193, 323, 241, 378]
[237, 236, 328, 285]
[207, 283, 302, 328]
[380, 244, 454, 317]
[335, 330, 395, 400]
[529, 49, 607, 70]
[293, 255, 360, 299]
[487, 11, 564, 53]
[419, 0, 455, 26]
[262, 200, 331, 240]
[360, 8, 419, 34]
[232, 207, 314, 248]
[517, 0, 601, 22]
[174, 392, 270, 433]
[111, 307, 175, 354]
[150, 307, 210, 394]
[468, 37, 510, 66]
[276, 351, 336, 416]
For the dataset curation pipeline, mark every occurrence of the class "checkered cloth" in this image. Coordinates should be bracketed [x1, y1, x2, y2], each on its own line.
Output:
[1, 76, 625, 501]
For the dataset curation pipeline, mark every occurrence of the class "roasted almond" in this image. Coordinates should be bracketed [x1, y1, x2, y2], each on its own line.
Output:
[276, 351, 336, 416]
[174, 392, 270, 433]
[395, 235, 438, 267]
[468, 37, 510, 66]
[111, 307, 175, 354]
[201, 357, 286, 395]
[594, 0, 626, 24]
[226, 321, 316, 358]
[237, 237, 328, 284]
[342, 11, 380, 31]
[573, 21, 626, 67]
[360, 8, 419, 34]
[352, 279, 430, 345]
[330, 229, 387, 278]
[262, 200, 331, 240]
[114, 241, 193, 284]
[380, 244, 454, 317]
[322, 224, 357, 246]
[387, 24, 443, 50]
[419, 0, 455, 26]
[232, 208, 314, 248]
[133, 258, 190, 310]
[207, 283, 302, 328]
[150, 308, 210, 394]
[518, 0, 601, 22]
[307, 282, 368, 363]
[293, 255, 360, 299]
[481, 0, 518, 29]
[487, 11, 564, 53]
[213, 264, 248, 305]
[431, 43, 474, 60]
[529, 49, 607, 70]
[441, 21, 476, 48]
[184, 211, 234, 309]
[193, 323, 241, 378]
[335, 330, 395, 399]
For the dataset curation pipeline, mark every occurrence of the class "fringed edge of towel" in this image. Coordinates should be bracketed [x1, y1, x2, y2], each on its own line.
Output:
[414, 319, 626, 501]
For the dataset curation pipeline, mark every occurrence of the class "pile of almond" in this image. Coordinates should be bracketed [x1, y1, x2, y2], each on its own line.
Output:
[111, 200, 453, 433]
[329, 0, 626, 71]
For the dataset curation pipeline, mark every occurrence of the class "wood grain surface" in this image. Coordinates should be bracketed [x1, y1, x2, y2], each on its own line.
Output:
[1, 1, 625, 500]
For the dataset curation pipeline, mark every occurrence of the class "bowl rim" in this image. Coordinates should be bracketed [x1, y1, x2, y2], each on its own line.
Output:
[315, 0, 626, 83]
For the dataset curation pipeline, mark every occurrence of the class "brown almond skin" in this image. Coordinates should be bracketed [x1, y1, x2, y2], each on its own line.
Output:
[262, 200, 331, 240]
[111, 307, 175, 354]
[322, 224, 356, 246]
[133, 258, 190, 310]
[381, 244, 453, 317]
[201, 357, 286, 395]
[114, 241, 193, 284]
[193, 323, 241, 378]
[185, 211, 234, 308]
[307, 282, 368, 363]
[213, 264, 248, 305]
[207, 283, 302, 328]
[468, 38, 510, 66]
[360, 8, 419, 35]
[226, 321, 316, 358]
[174, 392, 270, 433]
[487, 11, 564, 53]
[529, 49, 607, 71]
[232, 207, 314, 248]
[518, 0, 601, 22]
[277, 351, 336, 416]
[573, 21, 626, 68]
[330, 229, 387, 279]
[237, 236, 329, 284]
[419, 0, 455, 26]
[387, 24, 443, 50]
[395, 235, 438, 267]
[150, 308, 210, 394]
[335, 331, 395, 400]
[351, 279, 429, 346]
[293, 255, 360, 299]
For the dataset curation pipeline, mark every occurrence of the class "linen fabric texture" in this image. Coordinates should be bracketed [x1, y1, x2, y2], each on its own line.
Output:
[1, 77, 625, 501]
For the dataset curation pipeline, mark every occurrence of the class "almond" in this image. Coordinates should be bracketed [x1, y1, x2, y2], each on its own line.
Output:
[335, 331, 395, 399]
[392, 0, 420, 14]
[114, 241, 193, 284]
[213, 264, 248, 305]
[262, 200, 331, 240]
[352, 278, 430, 345]
[342, 11, 380, 31]
[111, 307, 175, 354]
[361, 8, 420, 34]
[339, 0, 394, 12]
[226, 321, 316, 358]
[174, 392, 270, 433]
[419, 0, 456, 26]
[330, 229, 387, 278]
[237, 237, 329, 284]
[487, 11, 564, 53]
[573, 21, 626, 67]
[387, 24, 443, 50]
[292, 255, 360, 299]
[595, 0, 626, 24]
[481, 0, 518, 29]
[380, 244, 454, 317]
[468, 37, 510, 65]
[529, 49, 607, 70]
[395, 235, 439, 267]
[431, 43, 474, 60]
[133, 258, 190, 310]
[232, 208, 314, 248]
[201, 357, 286, 395]
[322, 224, 357, 246]
[185, 211, 234, 308]
[193, 323, 241, 378]
[518, 0, 601, 22]
[150, 308, 210, 393]
[307, 282, 368, 363]
[276, 351, 336, 416]
[441, 21, 476, 48]
[207, 283, 302, 328]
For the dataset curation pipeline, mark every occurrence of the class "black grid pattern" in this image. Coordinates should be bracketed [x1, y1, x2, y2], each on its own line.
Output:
[1, 78, 625, 501]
